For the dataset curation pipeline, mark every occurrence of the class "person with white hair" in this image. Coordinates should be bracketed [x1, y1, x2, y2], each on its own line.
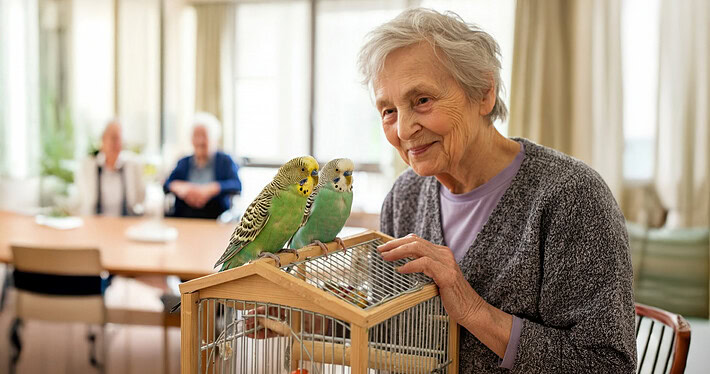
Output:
[163, 112, 241, 219]
[75, 119, 145, 216]
[361, 8, 636, 372]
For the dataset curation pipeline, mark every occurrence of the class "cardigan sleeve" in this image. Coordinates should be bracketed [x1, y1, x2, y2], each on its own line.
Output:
[163, 157, 189, 194]
[380, 188, 395, 237]
[512, 172, 637, 373]
[214, 153, 241, 195]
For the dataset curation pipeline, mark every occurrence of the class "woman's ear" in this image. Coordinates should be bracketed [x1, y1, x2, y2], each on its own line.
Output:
[478, 75, 496, 117]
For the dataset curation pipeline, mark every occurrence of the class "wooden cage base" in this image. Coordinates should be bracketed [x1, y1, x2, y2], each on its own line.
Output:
[290, 339, 439, 372]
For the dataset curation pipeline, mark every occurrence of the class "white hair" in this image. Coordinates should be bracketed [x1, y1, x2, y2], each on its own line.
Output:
[358, 8, 507, 122]
[192, 112, 222, 145]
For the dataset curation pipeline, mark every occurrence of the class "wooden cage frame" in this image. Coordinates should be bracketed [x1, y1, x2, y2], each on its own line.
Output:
[179, 230, 459, 373]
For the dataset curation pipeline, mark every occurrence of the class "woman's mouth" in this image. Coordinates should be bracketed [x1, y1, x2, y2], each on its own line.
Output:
[408, 142, 434, 156]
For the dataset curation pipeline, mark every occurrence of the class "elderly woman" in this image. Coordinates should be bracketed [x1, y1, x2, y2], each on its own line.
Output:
[76, 120, 145, 216]
[164, 112, 242, 219]
[359, 9, 636, 372]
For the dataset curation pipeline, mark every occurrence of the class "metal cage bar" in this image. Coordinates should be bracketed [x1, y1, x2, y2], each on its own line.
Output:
[197, 298, 355, 374]
[195, 297, 452, 374]
[365, 296, 451, 373]
[284, 238, 431, 311]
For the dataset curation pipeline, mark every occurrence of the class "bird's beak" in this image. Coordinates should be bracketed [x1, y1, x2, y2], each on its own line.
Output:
[343, 170, 352, 177]
[311, 169, 318, 177]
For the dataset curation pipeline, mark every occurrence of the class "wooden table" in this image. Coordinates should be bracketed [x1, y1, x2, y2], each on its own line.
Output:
[0, 211, 235, 280]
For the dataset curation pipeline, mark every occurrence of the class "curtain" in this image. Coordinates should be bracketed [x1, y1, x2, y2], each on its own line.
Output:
[117, 0, 161, 154]
[0, 0, 40, 180]
[194, 2, 235, 147]
[654, 0, 709, 228]
[508, 0, 624, 199]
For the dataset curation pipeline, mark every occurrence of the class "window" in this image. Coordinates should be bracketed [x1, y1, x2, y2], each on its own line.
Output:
[232, 1, 311, 162]
[118, 0, 161, 154]
[41, 0, 162, 157]
[313, 0, 407, 164]
[225, 0, 516, 213]
[161, 5, 197, 162]
[231, 0, 516, 166]
[621, 0, 660, 182]
[0, 0, 40, 179]
[71, 0, 114, 155]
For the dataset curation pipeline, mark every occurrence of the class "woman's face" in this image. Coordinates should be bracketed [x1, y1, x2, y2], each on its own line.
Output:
[192, 125, 210, 160]
[374, 43, 485, 177]
[102, 123, 122, 160]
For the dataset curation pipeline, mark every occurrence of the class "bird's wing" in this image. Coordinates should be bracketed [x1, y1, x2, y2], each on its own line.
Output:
[213, 190, 273, 267]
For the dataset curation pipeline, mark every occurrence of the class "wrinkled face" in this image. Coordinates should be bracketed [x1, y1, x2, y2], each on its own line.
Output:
[101, 123, 122, 159]
[374, 43, 483, 177]
[192, 125, 211, 160]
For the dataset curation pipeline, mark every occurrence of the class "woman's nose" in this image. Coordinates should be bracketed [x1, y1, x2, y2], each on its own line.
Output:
[397, 111, 421, 140]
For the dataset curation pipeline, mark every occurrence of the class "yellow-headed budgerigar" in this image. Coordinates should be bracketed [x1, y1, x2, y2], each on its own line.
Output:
[214, 155, 320, 270]
[289, 158, 354, 254]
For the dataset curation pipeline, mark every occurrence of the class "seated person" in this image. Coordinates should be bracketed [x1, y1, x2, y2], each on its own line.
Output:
[163, 112, 242, 219]
[360, 9, 636, 372]
[75, 120, 145, 216]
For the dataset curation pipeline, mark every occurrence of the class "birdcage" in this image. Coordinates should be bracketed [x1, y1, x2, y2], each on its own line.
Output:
[179, 230, 460, 374]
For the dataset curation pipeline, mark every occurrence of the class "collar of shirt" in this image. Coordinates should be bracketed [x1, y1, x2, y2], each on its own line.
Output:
[96, 151, 126, 170]
[189, 154, 215, 170]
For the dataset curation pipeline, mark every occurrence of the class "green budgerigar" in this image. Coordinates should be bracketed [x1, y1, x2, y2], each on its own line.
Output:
[214, 155, 320, 271]
[289, 158, 354, 254]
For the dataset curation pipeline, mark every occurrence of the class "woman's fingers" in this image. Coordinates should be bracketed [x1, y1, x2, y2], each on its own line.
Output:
[379, 235, 449, 263]
[379, 241, 427, 261]
[376, 233, 419, 253]
[396, 256, 438, 279]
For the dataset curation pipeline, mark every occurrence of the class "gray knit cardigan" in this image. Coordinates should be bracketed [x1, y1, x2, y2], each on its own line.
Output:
[380, 138, 637, 373]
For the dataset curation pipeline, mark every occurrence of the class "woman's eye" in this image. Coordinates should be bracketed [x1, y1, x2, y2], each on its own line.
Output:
[382, 108, 396, 117]
[416, 97, 431, 105]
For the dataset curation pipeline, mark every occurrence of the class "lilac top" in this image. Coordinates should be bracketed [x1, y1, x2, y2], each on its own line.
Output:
[439, 142, 525, 262]
[439, 141, 525, 369]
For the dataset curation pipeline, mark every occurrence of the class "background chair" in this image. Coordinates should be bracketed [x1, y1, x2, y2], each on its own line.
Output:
[9, 245, 108, 374]
[636, 302, 691, 374]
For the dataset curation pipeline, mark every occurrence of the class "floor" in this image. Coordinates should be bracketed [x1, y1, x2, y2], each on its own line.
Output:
[685, 317, 710, 373]
[0, 265, 181, 374]
[0, 265, 708, 373]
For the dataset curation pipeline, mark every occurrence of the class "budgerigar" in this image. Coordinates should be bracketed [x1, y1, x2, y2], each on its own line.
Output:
[214, 155, 320, 271]
[289, 158, 354, 254]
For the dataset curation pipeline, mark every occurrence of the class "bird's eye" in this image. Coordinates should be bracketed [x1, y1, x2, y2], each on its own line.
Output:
[336, 169, 339, 172]
[301, 168, 305, 171]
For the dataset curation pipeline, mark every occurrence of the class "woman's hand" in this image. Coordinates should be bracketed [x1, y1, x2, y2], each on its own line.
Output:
[378, 233, 512, 358]
[169, 180, 191, 199]
[377, 233, 485, 324]
[183, 182, 220, 208]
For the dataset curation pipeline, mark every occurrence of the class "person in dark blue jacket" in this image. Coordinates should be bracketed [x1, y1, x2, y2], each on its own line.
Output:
[163, 112, 242, 219]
